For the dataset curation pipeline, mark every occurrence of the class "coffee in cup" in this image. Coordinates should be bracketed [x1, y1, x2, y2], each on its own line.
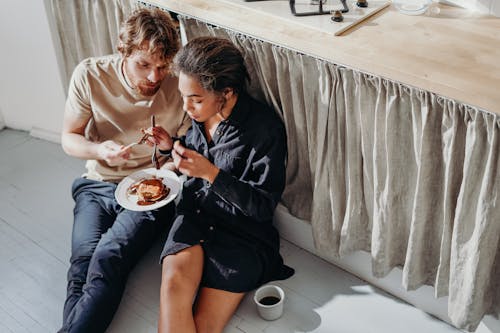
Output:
[253, 284, 285, 321]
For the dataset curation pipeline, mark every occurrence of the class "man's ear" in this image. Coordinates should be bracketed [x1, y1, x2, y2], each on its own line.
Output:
[117, 43, 131, 58]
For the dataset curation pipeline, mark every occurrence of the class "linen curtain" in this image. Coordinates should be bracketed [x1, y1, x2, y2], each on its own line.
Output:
[48, 0, 138, 90]
[179, 18, 500, 331]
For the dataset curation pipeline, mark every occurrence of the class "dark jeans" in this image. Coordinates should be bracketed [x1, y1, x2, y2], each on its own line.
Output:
[59, 178, 174, 333]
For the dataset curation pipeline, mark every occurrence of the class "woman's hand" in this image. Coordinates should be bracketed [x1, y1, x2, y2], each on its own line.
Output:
[172, 141, 220, 183]
[143, 126, 175, 151]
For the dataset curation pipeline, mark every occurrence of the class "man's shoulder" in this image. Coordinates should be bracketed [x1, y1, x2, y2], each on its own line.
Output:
[156, 74, 182, 106]
[74, 54, 121, 77]
[158, 74, 179, 92]
[70, 54, 122, 92]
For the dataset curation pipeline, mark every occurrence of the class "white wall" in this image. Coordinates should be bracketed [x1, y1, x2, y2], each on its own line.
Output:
[0, 0, 66, 143]
[0, 106, 5, 130]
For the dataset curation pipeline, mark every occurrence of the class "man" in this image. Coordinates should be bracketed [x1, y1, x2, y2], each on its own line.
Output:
[59, 8, 190, 333]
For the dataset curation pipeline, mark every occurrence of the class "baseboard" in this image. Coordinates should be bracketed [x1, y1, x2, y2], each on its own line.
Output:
[274, 203, 499, 333]
[29, 126, 61, 143]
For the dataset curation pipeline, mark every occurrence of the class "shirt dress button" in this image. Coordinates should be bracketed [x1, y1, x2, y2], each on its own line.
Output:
[216, 130, 222, 135]
[196, 209, 201, 214]
[200, 239, 204, 243]
[209, 226, 214, 231]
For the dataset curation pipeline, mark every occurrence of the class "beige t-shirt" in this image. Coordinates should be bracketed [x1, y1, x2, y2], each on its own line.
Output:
[65, 54, 190, 182]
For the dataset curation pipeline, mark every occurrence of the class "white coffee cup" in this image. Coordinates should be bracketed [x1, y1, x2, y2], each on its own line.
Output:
[253, 284, 285, 321]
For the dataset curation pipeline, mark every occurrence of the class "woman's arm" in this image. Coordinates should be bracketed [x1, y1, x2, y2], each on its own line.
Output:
[207, 133, 286, 222]
[172, 129, 286, 222]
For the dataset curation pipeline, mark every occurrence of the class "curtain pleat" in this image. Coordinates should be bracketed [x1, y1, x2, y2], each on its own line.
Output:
[448, 111, 500, 329]
[177, 17, 500, 331]
[48, 0, 138, 90]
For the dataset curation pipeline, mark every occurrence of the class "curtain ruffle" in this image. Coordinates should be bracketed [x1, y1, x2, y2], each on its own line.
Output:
[179, 17, 500, 332]
[48, 0, 139, 90]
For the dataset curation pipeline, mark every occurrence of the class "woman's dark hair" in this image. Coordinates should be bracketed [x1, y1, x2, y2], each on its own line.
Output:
[118, 8, 179, 61]
[173, 37, 250, 94]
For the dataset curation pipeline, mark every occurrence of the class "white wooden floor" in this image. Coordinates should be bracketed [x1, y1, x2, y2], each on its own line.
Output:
[0, 128, 462, 333]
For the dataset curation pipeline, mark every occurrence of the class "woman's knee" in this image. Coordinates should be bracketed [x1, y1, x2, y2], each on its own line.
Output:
[160, 247, 204, 297]
[160, 264, 187, 296]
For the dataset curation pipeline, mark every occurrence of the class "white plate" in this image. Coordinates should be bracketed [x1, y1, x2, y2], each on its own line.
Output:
[115, 168, 181, 211]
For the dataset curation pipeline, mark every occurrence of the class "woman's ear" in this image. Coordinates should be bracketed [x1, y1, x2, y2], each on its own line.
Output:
[222, 88, 234, 99]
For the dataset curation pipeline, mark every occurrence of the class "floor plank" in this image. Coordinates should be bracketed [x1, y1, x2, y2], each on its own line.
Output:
[0, 129, 462, 333]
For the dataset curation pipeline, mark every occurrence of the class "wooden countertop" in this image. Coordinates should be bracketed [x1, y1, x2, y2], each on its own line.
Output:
[146, 0, 500, 115]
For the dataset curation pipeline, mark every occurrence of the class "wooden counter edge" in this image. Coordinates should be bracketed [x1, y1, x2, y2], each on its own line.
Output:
[146, 0, 500, 116]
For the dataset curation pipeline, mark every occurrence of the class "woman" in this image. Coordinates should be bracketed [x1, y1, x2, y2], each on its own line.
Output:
[157, 36, 294, 333]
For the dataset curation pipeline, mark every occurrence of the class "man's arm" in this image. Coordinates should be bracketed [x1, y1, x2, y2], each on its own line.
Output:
[61, 110, 97, 159]
[61, 110, 129, 166]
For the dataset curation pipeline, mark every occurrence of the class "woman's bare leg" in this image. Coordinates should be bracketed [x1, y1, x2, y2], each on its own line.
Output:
[194, 287, 245, 333]
[158, 245, 204, 333]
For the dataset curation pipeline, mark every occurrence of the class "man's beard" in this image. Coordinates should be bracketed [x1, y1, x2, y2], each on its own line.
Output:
[136, 81, 161, 96]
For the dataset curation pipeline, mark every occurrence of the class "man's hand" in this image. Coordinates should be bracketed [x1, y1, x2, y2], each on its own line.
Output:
[97, 140, 130, 166]
[172, 141, 219, 183]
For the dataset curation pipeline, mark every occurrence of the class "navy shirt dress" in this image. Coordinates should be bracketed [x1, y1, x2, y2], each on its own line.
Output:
[160, 93, 294, 292]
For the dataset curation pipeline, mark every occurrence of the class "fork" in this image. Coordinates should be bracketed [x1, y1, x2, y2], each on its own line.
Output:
[124, 133, 149, 149]
[151, 115, 160, 170]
